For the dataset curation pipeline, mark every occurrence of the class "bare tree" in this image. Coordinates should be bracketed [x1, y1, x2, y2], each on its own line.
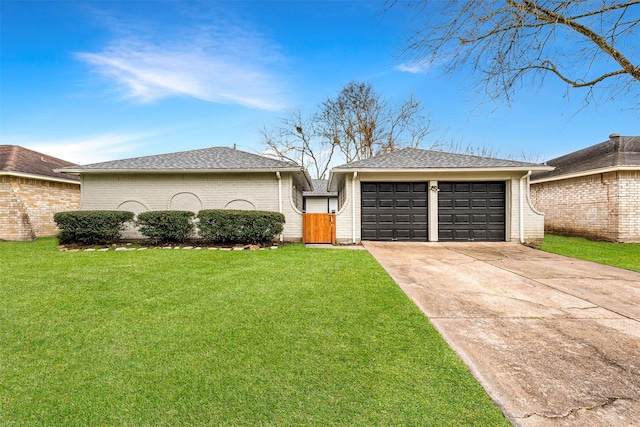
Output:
[261, 81, 431, 176]
[389, 1, 640, 105]
[260, 108, 337, 180]
[318, 81, 431, 163]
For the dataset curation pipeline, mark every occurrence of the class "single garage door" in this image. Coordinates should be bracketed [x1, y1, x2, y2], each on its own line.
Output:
[438, 181, 506, 241]
[361, 182, 428, 241]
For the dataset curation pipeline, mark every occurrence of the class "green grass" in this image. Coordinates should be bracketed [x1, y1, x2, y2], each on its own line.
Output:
[538, 234, 640, 273]
[0, 238, 508, 426]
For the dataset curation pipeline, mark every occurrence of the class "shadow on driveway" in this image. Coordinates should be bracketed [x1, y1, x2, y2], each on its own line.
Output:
[363, 241, 640, 427]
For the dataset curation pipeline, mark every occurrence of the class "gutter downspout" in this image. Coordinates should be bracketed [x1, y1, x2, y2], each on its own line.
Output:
[519, 171, 532, 244]
[276, 172, 283, 242]
[352, 172, 357, 244]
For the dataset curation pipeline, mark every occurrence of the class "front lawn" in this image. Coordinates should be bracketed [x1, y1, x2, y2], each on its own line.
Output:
[0, 239, 508, 426]
[538, 234, 640, 273]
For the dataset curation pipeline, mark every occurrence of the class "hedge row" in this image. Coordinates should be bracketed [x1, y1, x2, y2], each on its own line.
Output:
[54, 210, 285, 246]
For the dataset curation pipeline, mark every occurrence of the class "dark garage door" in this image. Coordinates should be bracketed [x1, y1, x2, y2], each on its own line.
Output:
[361, 182, 428, 241]
[438, 181, 506, 241]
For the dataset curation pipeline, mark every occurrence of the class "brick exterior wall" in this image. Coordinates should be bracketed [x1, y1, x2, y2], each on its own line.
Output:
[0, 175, 81, 241]
[530, 171, 640, 242]
[79, 172, 304, 241]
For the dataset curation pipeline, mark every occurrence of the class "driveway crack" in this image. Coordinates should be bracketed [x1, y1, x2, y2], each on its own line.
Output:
[517, 397, 633, 420]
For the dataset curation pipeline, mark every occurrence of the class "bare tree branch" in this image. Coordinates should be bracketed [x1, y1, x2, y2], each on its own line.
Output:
[390, 0, 640, 105]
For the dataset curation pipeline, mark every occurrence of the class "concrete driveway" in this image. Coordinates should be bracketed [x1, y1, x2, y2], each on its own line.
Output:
[362, 241, 640, 427]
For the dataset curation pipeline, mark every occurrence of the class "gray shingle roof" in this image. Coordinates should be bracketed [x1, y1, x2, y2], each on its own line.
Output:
[303, 179, 337, 197]
[532, 135, 640, 181]
[59, 146, 302, 171]
[332, 147, 546, 170]
[0, 145, 80, 182]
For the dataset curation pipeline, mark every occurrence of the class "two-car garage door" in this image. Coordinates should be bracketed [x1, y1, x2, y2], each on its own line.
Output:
[361, 181, 505, 241]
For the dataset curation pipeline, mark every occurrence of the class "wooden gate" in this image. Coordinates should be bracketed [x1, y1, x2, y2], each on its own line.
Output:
[302, 213, 336, 244]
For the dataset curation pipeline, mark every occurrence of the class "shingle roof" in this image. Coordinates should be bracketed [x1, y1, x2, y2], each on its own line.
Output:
[303, 179, 337, 197]
[0, 145, 80, 182]
[60, 146, 303, 171]
[332, 147, 547, 170]
[532, 135, 640, 182]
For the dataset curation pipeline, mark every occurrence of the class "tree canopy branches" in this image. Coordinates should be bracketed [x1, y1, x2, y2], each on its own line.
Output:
[261, 81, 431, 178]
[390, 0, 640, 104]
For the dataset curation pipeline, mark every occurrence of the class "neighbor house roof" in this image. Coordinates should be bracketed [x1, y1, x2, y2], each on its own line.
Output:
[531, 135, 640, 183]
[328, 147, 552, 191]
[303, 179, 338, 197]
[0, 145, 80, 183]
[57, 146, 312, 190]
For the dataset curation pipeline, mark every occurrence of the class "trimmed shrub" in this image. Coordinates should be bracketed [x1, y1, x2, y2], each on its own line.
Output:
[136, 210, 195, 243]
[54, 210, 134, 245]
[198, 210, 285, 244]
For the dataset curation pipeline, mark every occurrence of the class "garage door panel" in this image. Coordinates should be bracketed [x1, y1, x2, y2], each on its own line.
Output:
[413, 183, 428, 192]
[489, 198, 505, 208]
[472, 214, 487, 224]
[472, 199, 487, 208]
[395, 214, 411, 223]
[395, 199, 411, 208]
[361, 182, 428, 241]
[361, 183, 377, 193]
[412, 199, 427, 208]
[412, 214, 427, 223]
[396, 183, 411, 192]
[361, 214, 378, 224]
[489, 214, 505, 224]
[438, 182, 453, 192]
[378, 183, 394, 193]
[454, 183, 470, 192]
[455, 214, 470, 224]
[439, 181, 505, 242]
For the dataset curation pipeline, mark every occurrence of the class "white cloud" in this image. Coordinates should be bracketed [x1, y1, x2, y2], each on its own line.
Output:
[15, 132, 156, 165]
[75, 21, 288, 110]
[395, 62, 433, 74]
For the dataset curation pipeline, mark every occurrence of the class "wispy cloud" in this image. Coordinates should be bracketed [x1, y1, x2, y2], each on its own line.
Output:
[395, 62, 434, 74]
[75, 15, 289, 110]
[14, 132, 157, 165]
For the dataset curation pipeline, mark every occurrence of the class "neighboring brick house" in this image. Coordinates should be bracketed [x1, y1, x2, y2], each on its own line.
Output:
[0, 146, 81, 241]
[530, 134, 640, 242]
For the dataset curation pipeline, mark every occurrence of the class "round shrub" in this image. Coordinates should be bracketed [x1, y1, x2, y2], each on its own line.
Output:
[136, 210, 195, 243]
[54, 210, 135, 245]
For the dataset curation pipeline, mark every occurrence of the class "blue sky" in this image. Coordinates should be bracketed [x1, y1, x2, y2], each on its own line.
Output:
[2, 1, 638, 166]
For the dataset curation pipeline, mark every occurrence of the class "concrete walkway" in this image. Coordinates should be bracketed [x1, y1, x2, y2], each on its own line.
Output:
[362, 241, 640, 427]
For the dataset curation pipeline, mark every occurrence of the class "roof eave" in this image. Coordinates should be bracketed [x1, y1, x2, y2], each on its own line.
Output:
[55, 167, 308, 175]
[0, 170, 80, 185]
[330, 166, 554, 174]
[531, 165, 640, 184]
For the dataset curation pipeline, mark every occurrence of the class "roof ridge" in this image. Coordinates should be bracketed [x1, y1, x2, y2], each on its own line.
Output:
[2, 145, 19, 171]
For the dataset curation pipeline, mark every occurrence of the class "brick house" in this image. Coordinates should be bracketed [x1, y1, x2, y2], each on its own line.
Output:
[0, 146, 81, 241]
[327, 148, 552, 243]
[58, 146, 552, 243]
[57, 147, 313, 241]
[530, 134, 640, 242]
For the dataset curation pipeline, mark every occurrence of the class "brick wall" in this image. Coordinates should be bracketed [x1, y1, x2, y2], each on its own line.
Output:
[80, 172, 304, 241]
[0, 175, 81, 241]
[618, 171, 640, 242]
[530, 171, 639, 242]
